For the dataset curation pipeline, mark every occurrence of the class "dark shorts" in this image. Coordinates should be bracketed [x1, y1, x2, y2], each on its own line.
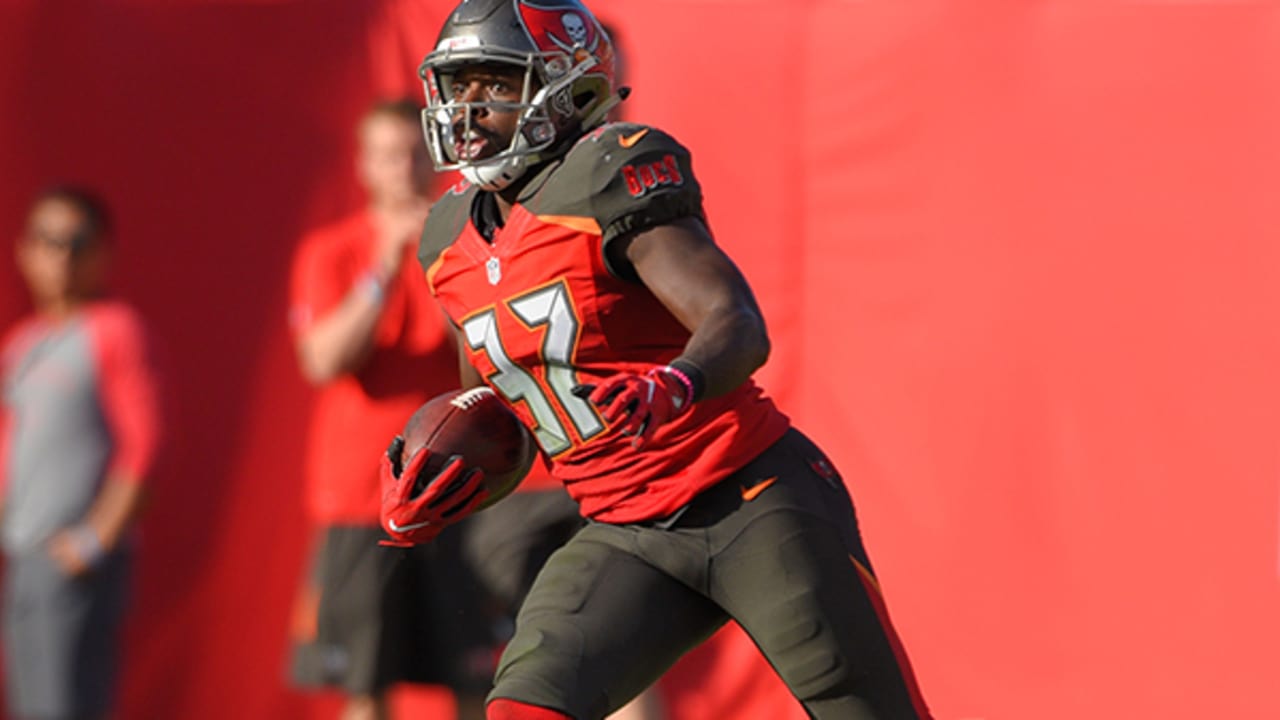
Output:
[3, 548, 131, 719]
[488, 429, 932, 720]
[290, 522, 498, 696]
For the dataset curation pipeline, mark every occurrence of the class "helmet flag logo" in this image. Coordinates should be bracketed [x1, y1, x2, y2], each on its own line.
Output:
[519, 4, 602, 60]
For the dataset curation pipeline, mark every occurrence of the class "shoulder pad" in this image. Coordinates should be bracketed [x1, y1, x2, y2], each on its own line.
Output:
[526, 123, 704, 242]
[419, 180, 478, 271]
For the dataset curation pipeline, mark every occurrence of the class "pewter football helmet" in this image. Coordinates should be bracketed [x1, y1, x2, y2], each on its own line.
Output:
[420, 0, 621, 190]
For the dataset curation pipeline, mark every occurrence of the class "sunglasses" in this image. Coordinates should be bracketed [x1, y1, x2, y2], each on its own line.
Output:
[25, 228, 97, 254]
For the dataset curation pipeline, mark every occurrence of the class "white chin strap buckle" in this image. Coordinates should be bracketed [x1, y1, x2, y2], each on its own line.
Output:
[462, 155, 528, 191]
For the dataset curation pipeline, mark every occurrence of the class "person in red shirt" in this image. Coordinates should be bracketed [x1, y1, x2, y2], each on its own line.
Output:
[287, 99, 493, 720]
[2, 186, 162, 720]
[376, 2, 936, 719]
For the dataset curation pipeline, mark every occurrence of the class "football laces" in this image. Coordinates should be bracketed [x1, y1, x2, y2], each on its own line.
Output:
[451, 386, 496, 409]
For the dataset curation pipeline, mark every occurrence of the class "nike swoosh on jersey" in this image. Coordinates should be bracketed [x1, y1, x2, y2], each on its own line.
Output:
[387, 518, 432, 533]
[740, 476, 777, 502]
[618, 128, 650, 148]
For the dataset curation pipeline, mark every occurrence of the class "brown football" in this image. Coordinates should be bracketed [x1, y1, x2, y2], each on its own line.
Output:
[400, 387, 537, 508]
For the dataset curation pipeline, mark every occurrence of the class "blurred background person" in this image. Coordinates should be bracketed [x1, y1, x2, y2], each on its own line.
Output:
[1, 186, 162, 720]
[287, 98, 493, 720]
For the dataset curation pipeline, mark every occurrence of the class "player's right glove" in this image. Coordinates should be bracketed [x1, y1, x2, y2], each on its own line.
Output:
[379, 436, 489, 546]
[574, 366, 693, 449]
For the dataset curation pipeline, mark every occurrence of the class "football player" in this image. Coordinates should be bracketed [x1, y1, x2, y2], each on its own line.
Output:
[379, 1, 934, 718]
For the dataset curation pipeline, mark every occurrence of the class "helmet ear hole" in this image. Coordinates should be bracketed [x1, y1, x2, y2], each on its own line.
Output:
[525, 121, 557, 145]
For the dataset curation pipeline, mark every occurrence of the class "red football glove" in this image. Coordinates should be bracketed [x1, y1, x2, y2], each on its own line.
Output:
[379, 436, 489, 546]
[576, 367, 693, 448]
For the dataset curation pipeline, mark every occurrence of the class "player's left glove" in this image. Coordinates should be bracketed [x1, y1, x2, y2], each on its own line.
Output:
[379, 436, 489, 547]
[575, 367, 694, 448]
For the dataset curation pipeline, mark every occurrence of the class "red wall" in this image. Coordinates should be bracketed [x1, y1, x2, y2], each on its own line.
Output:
[2, 2, 1279, 719]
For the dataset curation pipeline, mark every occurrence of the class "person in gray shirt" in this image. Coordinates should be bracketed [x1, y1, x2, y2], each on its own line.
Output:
[1, 186, 162, 720]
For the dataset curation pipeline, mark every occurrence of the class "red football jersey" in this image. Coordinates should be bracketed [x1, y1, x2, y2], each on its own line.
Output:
[421, 124, 789, 523]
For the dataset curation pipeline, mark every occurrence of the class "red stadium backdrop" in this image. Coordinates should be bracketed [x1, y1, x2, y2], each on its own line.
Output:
[2, 1, 1279, 719]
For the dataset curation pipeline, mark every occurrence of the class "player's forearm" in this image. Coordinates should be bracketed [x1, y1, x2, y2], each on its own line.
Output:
[677, 303, 770, 400]
[622, 218, 772, 400]
[297, 288, 384, 384]
[83, 474, 148, 551]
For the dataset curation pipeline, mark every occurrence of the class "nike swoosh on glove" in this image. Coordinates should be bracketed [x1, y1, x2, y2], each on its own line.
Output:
[574, 367, 693, 449]
[379, 436, 489, 546]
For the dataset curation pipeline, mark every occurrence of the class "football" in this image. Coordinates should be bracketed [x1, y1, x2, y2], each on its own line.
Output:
[400, 386, 537, 508]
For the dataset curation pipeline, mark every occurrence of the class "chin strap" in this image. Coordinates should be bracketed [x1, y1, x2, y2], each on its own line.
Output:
[461, 155, 527, 192]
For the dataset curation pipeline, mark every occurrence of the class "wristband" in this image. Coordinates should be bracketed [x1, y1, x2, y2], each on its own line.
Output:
[666, 358, 707, 404]
[71, 525, 105, 567]
[356, 269, 387, 305]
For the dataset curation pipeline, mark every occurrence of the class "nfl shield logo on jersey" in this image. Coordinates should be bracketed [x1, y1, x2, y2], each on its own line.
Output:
[486, 257, 502, 285]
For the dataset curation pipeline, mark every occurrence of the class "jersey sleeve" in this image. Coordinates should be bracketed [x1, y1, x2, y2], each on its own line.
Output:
[586, 124, 705, 245]
[419, 182, 477, 293]
[90, 306, 162, 485]
[0, 398, 9, 499]
[289, 231, 350, 335]
[0, 319, 37, 499]
[0, 327, 16, 499]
